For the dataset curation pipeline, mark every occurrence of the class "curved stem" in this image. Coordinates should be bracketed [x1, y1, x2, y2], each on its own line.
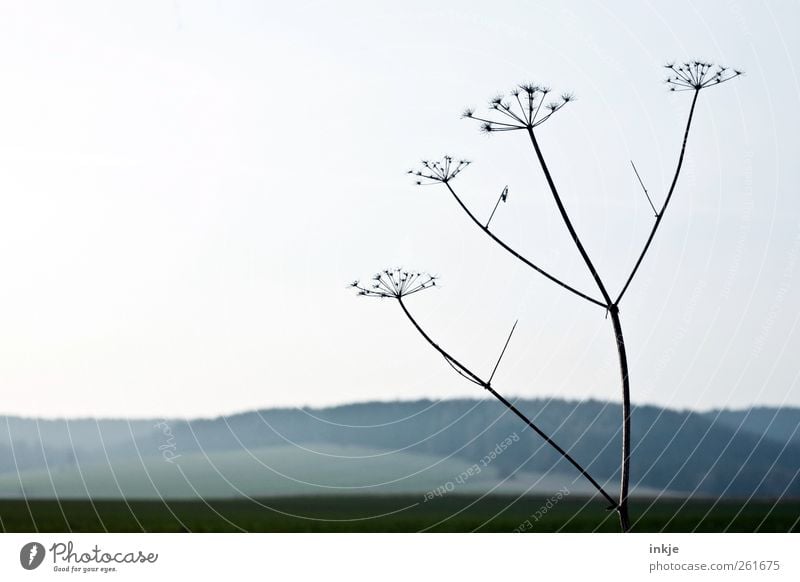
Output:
[482, 384, 618, 510]
[397, 298, 619, 510]
[524, 126, 638, 531]
[525, 127, 612, 306]
[609, 307, 631, 532]
[616, 89, 700, 305]
[397, 298, 483, 386]
[443, 182, 605, 308]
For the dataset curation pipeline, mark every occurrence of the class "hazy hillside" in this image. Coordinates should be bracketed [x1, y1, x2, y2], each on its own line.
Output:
[1, 399, 798, 499]
[704, 407, 800, 445]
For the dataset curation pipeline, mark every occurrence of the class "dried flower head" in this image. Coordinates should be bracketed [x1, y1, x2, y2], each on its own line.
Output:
[462, 82, 574, 132]
[350, 269, 437, 299]
[408, 156, 471, 185]
[664, 61, 743, 91]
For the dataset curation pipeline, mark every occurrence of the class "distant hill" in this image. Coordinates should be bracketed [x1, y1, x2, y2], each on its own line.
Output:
[703, 407, 800, 445]
[1, 399, 798, 499]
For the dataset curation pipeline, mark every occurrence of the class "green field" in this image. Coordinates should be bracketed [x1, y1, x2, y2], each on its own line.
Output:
[1, 495, 797, 532]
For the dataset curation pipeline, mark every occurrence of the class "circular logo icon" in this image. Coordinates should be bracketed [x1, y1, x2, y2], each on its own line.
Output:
[19, 542, 46, 570]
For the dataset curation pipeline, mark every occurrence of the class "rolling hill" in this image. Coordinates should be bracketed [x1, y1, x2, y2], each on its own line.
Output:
[1, 398, 798, 500]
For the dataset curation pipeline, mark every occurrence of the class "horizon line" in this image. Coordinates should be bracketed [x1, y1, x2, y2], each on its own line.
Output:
[2, 394, 797, 423]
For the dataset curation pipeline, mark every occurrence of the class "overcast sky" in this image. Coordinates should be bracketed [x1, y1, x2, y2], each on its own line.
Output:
[0, 0, 798, 418]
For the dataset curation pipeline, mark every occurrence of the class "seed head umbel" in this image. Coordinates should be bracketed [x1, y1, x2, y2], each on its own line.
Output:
[409, 156, 471, 185]
[664, 60, 743, 91]
[463, 82, 574, 133]
[351, 269, 438, 299]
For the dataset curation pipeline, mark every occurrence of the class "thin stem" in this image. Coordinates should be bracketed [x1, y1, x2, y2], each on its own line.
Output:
[443, 182, 605, 308]
[525, 127, 613, 307]
[397, 298, 483, 385]
[513, 92, 527, 124]
[483, 384, 619, 510]
[616, 89, 700, 305]
[533, 91, 546, 124]
[485, 195, 503, 228]
[397, 298, 619, 510]
[443, 355, 483, 386]
[494, 104, 526, 125]
[524, 125, 632, 530]
[609, 306, 631, 532]
[630, 160, 658, 217]
[468, 116, 521, 128]
[485, 186, 507, 228]
[488, 320, 517, 383]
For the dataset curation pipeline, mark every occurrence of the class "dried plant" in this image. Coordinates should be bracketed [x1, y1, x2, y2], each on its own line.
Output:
[353, 60, 743, 532]
[351, 270, 619, 510]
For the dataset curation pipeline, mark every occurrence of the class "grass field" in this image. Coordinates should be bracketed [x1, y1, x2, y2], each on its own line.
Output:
[1, 495, 797, 532]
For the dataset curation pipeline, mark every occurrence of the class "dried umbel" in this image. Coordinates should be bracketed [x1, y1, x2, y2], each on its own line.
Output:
[350, 268, 437, 299]
[664, 61, 743, 91]
[408, 156, 470, 185]
[462, 83, 574, 132]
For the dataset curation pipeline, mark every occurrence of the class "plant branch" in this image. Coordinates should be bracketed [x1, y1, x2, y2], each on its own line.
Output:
[485, 186, 508, 228]
[630, 160, 658, 217]
[443, 181, 605, 308]
[615, 89, 700, 305]
[397, 298, 619, 509]
[609, 306, 631, 531]
[525, 127, 613, 307]
[397, 298, 483, 386]
[488, 319, 517, 383]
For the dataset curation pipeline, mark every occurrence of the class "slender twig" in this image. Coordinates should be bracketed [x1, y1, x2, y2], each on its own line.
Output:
[630, 160, 658, 217]
[485, 185, 509, 228]
[488, 320, 517, 384]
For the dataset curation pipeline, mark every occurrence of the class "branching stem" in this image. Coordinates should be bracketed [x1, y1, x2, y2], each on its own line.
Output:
[524, 127, 613, 307]
[397, 298, 619, 510]
[388, 72, 731, 533]
[522, 125, 632, 531]
[616, 89, 700, 305]
[443, 182, 605, 308]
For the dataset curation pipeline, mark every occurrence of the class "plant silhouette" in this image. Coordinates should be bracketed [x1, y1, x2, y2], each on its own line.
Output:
[354, 61, 743, 532]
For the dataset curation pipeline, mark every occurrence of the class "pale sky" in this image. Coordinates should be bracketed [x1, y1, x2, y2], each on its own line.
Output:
[0, 0, 798, 418]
